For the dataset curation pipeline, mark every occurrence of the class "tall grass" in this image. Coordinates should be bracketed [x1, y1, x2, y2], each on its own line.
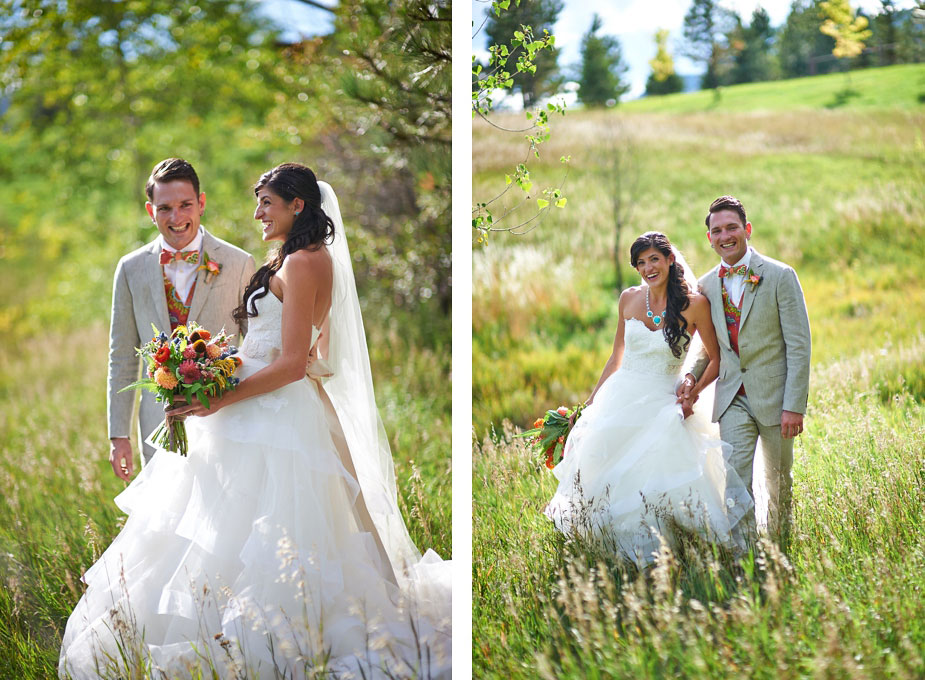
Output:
[0, 317, 450, 676]
[473, 345, 925, 679]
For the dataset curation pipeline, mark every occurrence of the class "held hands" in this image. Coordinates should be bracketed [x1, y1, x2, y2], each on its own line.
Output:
[781, 410, 804, 439]
[676, 374, 698, 419]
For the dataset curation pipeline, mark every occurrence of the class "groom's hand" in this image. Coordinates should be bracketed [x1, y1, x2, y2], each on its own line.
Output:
[110, 437, 134, 481]
[781, 410, 804, 439]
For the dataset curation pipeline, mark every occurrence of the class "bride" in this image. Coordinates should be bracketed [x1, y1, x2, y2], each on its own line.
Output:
[59, 164, 450, 678]
[544, 231, 752, 567]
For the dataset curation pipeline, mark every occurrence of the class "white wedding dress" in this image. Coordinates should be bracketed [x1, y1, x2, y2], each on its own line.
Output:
[544, 317, 753, 568]
[59, 185, 450, 679]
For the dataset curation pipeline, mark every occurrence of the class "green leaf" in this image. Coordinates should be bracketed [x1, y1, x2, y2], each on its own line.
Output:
[197, 392, 210, 409]
[555, 198, 567, 208]
[537, 198, 549, 209]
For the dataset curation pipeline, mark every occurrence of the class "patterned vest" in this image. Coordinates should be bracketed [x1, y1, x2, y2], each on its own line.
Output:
[721, 284, 747, 396]
[163, 272, 197, 331]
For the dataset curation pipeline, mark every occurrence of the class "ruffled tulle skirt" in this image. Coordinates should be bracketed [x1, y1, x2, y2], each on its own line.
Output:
[59, 356, 450, 679]
[544, 367, 753, 568]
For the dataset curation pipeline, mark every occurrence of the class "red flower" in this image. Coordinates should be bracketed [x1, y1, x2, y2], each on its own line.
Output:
[154, 345, 171, 364]
[178, 359, 202, 384]
[557, 405, 568, 416]
[545, 447, 556, 469]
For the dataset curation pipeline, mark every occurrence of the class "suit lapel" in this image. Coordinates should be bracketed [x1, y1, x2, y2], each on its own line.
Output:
[145, 241, 172, 333]
[738, 251, 764, 330]
[187, 229, 219, 324]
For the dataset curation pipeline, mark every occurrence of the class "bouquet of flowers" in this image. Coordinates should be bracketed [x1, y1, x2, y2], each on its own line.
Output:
[120, 323, 242, 456]
[516, 403, 586, 469]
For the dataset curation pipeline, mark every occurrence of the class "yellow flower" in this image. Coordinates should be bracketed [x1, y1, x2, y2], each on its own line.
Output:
[214, 358, 237, 377]
[154, 366, 179, 389]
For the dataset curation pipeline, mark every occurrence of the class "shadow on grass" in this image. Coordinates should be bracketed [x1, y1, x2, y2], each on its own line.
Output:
[825, 88, 861, 109]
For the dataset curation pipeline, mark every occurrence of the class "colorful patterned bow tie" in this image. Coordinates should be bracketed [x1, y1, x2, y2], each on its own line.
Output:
[719, 264, 748, 278]
[160, 249, 200, 266]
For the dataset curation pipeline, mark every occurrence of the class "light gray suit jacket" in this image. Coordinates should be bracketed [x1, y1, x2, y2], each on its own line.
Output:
[107, 229, 256, 460]
[691, 249, 811, 427]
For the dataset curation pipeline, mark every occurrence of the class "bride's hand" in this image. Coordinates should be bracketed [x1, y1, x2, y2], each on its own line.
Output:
[166, 394, 223, 418]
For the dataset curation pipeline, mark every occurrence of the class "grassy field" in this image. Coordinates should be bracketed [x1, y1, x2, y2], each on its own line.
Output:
[473, 63, 925, 678]
[0, 326, 450, 676]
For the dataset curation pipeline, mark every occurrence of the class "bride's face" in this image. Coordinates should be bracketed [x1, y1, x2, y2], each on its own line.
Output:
[634, 247, 674, 287]
[254, 187, 302, 242]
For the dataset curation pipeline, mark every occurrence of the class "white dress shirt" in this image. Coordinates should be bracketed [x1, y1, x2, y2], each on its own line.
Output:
[721, 246, 753, 309]
[158, 227, 204, 303]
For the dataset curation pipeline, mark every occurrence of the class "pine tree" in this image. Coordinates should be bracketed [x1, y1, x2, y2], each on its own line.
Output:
[730, 7, 776, 83]
[484, 0, 564, 108]
[577, 14, 629, 107]
[682, 0, 736, 91]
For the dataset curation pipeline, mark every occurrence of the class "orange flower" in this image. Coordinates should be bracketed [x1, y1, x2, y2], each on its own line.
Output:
[198, 329, 212, 341]
[533, 417, 544, 429]
[545, 448, 555, 469]
[557, 436, 564, 444]
[205, 343, 222, 359]
[557, 405, 568, 416]
[154, 345, 171, 364]
[154, 366, 179, 389]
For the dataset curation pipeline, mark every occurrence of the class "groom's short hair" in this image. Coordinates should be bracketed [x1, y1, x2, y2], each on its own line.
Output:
[706, 195, 747, 228]
[145, 158, 201, 201]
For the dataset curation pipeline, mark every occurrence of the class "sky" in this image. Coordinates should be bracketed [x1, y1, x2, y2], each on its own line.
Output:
[256, 0, 336, 42]
[472, 0, 917, 100]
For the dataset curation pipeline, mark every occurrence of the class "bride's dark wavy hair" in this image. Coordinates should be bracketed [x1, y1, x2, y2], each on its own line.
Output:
[233, 163, 335, 321]
[630, 231, 692, 359]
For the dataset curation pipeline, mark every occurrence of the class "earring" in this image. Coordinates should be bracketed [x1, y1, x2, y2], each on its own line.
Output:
[294, 211, 301, 216]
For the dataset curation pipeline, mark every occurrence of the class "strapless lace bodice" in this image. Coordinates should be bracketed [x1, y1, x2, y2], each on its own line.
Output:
[238, 292, 321, 363]
[620, 318, 687, 376]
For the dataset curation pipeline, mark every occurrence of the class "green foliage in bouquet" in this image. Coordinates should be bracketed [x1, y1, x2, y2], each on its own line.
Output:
[516, 403, 586, 469]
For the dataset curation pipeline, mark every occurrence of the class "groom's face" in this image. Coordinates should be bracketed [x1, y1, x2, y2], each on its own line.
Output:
[707, 210, 751, 264]
[145, 180, 206, 251]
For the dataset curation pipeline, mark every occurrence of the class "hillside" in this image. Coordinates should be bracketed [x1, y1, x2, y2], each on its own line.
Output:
[621, 63, 925, 114]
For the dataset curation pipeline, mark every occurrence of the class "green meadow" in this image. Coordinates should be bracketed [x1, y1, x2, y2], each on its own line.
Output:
[473, 64, 925, 678]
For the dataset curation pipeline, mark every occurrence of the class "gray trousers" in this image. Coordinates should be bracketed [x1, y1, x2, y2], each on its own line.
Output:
[719, 394, 794, 547]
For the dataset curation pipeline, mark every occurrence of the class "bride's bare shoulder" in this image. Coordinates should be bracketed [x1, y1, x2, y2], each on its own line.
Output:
[281, 247, 333, 274]
[620, 285, 645, 299]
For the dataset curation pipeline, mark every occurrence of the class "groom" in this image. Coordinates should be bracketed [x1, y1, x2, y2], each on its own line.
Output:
[680, 195, 811, 547]
[108, 158, 255, 480]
